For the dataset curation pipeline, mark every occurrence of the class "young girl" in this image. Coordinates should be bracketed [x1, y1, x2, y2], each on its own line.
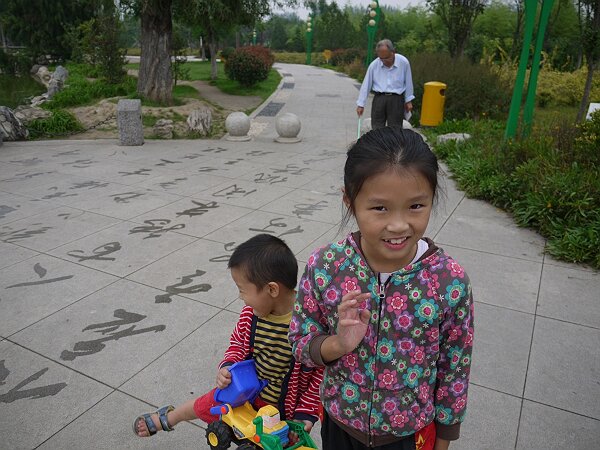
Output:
[289, 127, 474, 450]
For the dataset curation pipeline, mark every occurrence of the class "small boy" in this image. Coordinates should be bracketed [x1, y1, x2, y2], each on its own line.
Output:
[133, 234, 323, 438]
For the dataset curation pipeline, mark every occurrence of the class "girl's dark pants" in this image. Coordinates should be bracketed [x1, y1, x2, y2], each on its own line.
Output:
[321, 410, 416, 450]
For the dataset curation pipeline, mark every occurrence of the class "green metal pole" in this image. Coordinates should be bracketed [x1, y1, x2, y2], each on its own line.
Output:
[522, 0, 555, 137]
[365, 1, 380, 67]
[504, 0, 537, 140]
[306, 15, 313, 65]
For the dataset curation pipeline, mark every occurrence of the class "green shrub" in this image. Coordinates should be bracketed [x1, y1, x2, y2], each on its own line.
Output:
[225, 47, 271, 87]
[331, 48, 365, 66]
[28, 109, 83, 138]
[410, 53, 511, 120]
[220, 47, 235, 62]
[430, 113, 600, 268]
[45, 69, 137, 109]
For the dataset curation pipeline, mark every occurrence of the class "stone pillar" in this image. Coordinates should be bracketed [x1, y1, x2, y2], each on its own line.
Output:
[117, 99, 144, 146]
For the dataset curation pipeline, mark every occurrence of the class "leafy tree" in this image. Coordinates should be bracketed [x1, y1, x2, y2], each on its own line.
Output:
[1, 0, 107, 61]
[315, 2, 356, 51]
[427, 0, 488, 58]
[122, 0, 298, 104]
[266, 16, 291, 50]
[576, 0, 600, 122]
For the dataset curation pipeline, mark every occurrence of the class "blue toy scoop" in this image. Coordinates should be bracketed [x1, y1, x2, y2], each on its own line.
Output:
[213, 360, 268, 409]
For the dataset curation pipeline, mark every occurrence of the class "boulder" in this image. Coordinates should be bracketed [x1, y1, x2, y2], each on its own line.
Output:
[186, 107, 212, 136]
[0, 106, 29, 141]
[14, 105, 52, 125]
[153, 118, 174, 139]
[436, 133, 472, 145]
[47, 65, 69, 99]
[32, 66, 52, 88]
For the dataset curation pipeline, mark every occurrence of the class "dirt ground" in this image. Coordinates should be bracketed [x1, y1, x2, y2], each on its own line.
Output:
[65, 78, 263, 140]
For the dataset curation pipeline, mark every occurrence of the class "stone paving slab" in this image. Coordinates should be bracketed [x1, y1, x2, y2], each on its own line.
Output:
[202, 210, 335, 255]
[453, 384, 521, 450]
[11, 279, 220, 387]
[516, 400, 600, 449]
[1, 340, 113, 450]
[0, 192, 57, 225]
[125, 238, 240, 308]
[436, 197, 546, 262]
[0, 240, 38, 269]
[0, 206, 121, 252]
[524, 316, 600, 418]
[0, 254, 119, 336]
[469, 302, 533, 396]
[442, 244, 542, 314]
[49, 221, 197, 277]
[36, 391, 203, 450]
[537, 264, 600, 328]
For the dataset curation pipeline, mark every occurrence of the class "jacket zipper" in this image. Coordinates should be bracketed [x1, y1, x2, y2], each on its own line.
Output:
[368, 272, 389, 446]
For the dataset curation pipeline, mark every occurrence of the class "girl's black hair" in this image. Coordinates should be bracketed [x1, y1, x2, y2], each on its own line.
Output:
[343, 127, 440, 226]
[228, 234, 298, 290]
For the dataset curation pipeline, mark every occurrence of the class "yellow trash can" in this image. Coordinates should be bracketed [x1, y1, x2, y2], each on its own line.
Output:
[420, 81, 447, 126]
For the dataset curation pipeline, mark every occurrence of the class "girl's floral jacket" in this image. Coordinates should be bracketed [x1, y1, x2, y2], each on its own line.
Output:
[289, 233, 474, 446]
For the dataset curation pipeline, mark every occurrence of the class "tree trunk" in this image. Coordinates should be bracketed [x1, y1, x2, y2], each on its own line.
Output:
[200, 36, 206, 60]
[209, 32, 218, 81]
[0, 23, 6, 50]
[138, 0, 173, 104]
[576, 60, 595, 122]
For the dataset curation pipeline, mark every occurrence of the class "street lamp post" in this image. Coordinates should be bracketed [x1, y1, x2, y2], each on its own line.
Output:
[366, 1, 381, 66]
[252, 28, 257, 46]
[306, 14, 313, 65]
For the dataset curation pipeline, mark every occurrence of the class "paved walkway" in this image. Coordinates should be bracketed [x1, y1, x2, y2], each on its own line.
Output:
[0, 63, 598, 450]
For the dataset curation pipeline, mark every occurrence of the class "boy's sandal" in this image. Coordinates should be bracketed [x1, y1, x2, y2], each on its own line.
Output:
[133, 405, 175, 436]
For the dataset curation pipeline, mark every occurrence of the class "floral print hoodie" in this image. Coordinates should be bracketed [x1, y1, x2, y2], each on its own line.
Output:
[289, 233, 474, 446]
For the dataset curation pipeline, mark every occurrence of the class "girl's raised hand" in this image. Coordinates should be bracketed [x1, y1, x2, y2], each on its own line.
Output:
[336, 290, 371, 353]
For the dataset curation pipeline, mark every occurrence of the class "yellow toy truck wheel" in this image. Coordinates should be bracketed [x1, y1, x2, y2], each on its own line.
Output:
[206, 420, 232, 450]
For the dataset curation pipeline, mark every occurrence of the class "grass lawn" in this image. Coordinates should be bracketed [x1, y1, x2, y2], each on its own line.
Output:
[127, 61, 281, 101]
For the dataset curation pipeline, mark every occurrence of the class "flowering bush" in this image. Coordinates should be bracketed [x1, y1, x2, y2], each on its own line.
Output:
[225, 46, 274, 87]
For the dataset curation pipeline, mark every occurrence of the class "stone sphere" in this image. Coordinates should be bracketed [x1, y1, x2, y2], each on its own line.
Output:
[275, 113, 301, 140]
[225, 112, 250, 137]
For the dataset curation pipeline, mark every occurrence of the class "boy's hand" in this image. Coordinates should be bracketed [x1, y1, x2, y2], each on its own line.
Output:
[288, 421, 313, 446]
[301, 419, 313, 432]
[216, 367, 231, 389]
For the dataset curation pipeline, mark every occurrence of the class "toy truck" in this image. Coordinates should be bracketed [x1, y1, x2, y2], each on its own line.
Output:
[205, 360, 317, 450]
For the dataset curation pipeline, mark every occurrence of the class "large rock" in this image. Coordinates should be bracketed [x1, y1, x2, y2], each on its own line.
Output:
[32, 66, 52, 88]
[153, 119, 174, 139]
[186, 107, 212, 136]
[436, 132, 472, 145]
[47, 65, 69, 99]
[0, 106, 29, 141]
[13, 105, 52, 125]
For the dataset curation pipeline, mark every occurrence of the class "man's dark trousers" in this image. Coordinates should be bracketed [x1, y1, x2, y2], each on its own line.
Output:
[371, 92, 404, 129]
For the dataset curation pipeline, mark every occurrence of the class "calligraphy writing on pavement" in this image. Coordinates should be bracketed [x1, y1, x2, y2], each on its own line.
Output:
[6, 262, 74, 288]
[60, 309, 166, 361]
[155, 269, 212, 303]
[66, 242, 122, 262]
[129, 219, 185, 239]
[176, 200, 219, 217]
[0, 360, 67, 403]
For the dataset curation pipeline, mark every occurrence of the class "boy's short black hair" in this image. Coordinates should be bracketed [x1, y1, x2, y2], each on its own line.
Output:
[227, 234, 298, 290]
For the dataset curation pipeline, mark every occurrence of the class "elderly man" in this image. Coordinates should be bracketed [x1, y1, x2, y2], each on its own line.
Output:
[356, 39, 414, 129]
